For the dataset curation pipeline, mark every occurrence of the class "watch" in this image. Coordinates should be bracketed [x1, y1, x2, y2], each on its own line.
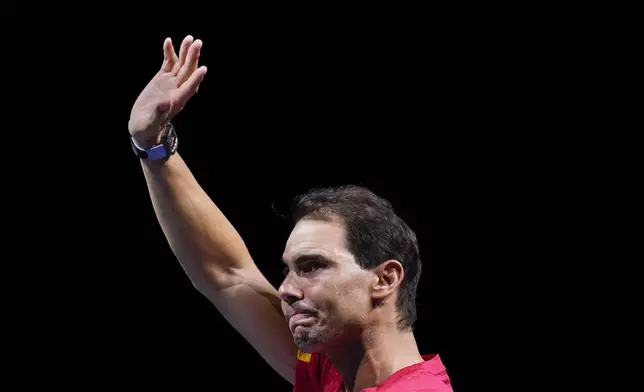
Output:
[130, 123, 178, 160]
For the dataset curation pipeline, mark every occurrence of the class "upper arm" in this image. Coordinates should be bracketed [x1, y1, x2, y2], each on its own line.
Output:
[197, 263, 298, 384]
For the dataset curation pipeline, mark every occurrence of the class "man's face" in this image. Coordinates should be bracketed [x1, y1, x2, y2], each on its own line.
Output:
[279, 219, 374, 353]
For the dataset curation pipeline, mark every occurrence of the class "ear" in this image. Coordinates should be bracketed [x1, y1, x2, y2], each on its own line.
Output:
[371, 259, 404, 300]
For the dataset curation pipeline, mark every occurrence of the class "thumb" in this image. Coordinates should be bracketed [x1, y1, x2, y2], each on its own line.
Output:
[155, 100, 173, 125]
[157, 99, 171, 113]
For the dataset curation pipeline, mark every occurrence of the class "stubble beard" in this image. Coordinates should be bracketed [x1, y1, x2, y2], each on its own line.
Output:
[294, 322, 341, 353]
[293, 325, 325, 352]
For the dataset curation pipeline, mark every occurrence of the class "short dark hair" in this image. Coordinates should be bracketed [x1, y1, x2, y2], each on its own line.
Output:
[291, 185, 422, 331]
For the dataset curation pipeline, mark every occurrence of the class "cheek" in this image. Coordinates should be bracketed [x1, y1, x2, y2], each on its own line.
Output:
[343, 280, 372, 314]
[319, 277, 372, 320]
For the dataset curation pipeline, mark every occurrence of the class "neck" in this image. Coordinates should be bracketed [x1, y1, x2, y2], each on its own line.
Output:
[325, 324, 424, 392]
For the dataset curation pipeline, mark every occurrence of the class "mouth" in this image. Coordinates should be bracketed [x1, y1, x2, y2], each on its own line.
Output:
[288, 313, 316, 332]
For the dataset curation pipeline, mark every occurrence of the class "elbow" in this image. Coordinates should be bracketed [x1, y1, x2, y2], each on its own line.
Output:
[191, 263, 242, 293]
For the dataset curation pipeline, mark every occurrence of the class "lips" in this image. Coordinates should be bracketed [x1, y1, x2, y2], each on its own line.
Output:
[288, 312, 316, 332]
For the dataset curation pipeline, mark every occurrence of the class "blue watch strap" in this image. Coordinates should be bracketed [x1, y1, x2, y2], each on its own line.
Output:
[131, 136, 169, 160]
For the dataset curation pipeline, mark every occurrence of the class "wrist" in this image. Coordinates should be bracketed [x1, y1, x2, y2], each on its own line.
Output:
[131, 133, 161, 149]
[130, 122, 167, 149]
[130, 123, 178, 161]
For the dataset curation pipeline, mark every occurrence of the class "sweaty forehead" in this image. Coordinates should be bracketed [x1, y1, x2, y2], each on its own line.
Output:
[283, 219, 349, 261]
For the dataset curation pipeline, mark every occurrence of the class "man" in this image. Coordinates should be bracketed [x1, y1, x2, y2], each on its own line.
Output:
[130, 35, 453, 392]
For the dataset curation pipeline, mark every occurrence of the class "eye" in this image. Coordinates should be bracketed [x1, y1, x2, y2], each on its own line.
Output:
[300, 261, 324, 274]
[282, 265, 290, 276]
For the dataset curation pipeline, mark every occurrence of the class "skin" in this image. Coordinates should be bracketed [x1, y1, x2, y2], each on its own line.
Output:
[280, 218, 425, 391]
[280, 218, 373, 353]
[130, 35, 425, 391]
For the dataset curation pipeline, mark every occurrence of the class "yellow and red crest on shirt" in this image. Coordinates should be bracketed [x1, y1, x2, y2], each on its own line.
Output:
[297, 350, 311, 363]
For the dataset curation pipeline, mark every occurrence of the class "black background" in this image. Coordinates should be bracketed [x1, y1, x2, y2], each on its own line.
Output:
[110, 32, 641, 392]
[3, 5, 640, 389]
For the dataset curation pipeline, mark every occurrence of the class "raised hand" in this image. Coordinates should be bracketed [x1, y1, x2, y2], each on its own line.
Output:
[128, 35, 207, 147]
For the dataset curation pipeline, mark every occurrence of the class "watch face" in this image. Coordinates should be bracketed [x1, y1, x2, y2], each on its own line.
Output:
[164, 125, 178, 153]
[167, 132, 177, 148]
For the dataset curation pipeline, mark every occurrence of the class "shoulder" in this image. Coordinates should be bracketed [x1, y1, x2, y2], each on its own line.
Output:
[376, 354, 453, 392]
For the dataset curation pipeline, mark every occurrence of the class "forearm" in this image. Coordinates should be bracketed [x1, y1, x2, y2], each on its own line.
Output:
[140, 153, 253, 290]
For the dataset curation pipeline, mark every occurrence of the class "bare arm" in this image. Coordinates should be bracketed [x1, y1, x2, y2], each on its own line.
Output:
[131, 36, 297, 383]
[142, 155, 297, 382]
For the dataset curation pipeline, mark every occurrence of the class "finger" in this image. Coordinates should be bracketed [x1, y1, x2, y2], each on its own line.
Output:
[177, 35, 194, 69]
[176, 66, 207, 106]
[177, 39, 203, 86]
[161, 38, 178, 72]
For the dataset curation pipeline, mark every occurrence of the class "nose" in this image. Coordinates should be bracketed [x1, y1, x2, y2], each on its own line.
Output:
[278, 274, 303, 306]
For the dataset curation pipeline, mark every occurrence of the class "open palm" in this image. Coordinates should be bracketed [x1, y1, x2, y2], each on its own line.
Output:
[128, 35, 207, 146]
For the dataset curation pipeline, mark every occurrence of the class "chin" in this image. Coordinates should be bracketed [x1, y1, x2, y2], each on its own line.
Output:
[295, 340, 327, 354]
[293, 326, 329, 353]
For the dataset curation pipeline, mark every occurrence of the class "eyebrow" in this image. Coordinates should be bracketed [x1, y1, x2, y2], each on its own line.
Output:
[282, 253, 331, 266]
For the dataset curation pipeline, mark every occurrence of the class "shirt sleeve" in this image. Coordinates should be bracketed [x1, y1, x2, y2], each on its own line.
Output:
[293, 351, 344, 392]
[294, 351, 319, 392]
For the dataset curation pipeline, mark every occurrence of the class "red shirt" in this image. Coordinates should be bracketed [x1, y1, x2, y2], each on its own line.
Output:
[294, 351, 453, 392]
